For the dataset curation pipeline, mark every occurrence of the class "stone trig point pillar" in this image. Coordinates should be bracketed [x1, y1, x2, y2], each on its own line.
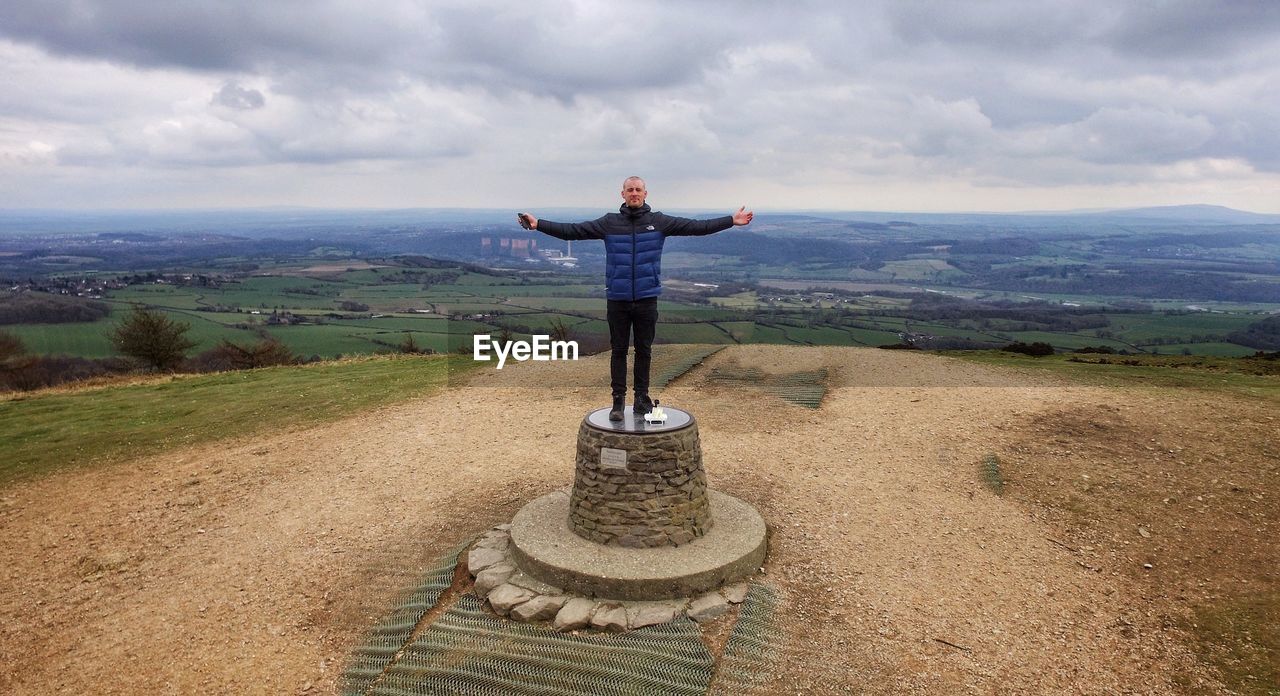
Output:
[569, 406, 711, 547]
[504, 405, 767, 604]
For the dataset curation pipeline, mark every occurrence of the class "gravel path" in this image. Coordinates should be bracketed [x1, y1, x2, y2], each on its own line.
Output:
[0, 346, 1224, 694]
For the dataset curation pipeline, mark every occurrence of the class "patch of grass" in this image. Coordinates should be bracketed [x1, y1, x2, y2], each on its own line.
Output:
[0, 354, 479, 487]
[497, 297, 602, 312]
[1141, 342, 1258, 357]
[659, 323, 740, 344]
[261, 323, 388, 357]
[1107, 313, 1256, 343]
[1001, 330, 1142, 351]
[708, 290, 758, 309]
[949, 351, 1280, 405]
[980, 453, 1004, 496]
[4, 321, 119, 358]
[110, 285, 207, 309]
[5, 306, 266, 357]
[742, 322, 864, 347]
[1189, 593, 1280, 695]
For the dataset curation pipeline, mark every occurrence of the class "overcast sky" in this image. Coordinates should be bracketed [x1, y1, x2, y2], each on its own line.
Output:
[3, 1, 1279, 212]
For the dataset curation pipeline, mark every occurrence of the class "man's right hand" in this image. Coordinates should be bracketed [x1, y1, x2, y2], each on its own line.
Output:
[517, 212, 538, 230]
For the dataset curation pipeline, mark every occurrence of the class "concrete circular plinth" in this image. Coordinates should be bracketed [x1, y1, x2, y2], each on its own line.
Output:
[510, 489, 767, 601]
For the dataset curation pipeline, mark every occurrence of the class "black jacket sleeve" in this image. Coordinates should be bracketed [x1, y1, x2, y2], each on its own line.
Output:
[658, 214, 734, 237]
[537, 216, 610, 241]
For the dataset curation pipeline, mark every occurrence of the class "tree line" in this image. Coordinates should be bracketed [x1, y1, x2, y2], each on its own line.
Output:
[0, 307, 299, 391]
[1228, 315, 1280, 350]
[0, 304, 445, 392]
[0, 293, 111, 324]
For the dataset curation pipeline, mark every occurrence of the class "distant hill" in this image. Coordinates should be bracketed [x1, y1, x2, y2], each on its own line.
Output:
[765, 205, 1279, 227]
[6, 204, 1278, 236]
[1079, 205, 1280, 224]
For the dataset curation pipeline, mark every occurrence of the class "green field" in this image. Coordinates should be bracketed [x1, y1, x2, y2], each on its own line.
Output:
[6, 258, 1275, 362]
[5, 321, 120, 358]
[1003, 330, 1138, 351]
[111, 285, 209, 309]
[880, 258, 961, 280]
[1107, 313, 1258, 341]
[7, 306, 490, 359]
[709, 291, 758, 309]
[1145, 342, 1258, 357]
[262, 324, 400, 356]
[656, 323, 739, 344]
[0, 354, 478, 486]
[6, 305, 268, 357]
[501, 298, 608, 312]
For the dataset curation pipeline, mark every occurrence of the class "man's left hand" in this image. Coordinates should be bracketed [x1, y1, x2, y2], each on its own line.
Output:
[732, 206, 754, 226]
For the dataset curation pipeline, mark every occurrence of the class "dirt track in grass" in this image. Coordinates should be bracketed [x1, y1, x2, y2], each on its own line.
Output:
[4, 345, 1275, 694]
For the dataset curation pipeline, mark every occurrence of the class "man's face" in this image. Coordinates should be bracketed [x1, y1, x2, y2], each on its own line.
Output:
[621, 179, 647, 208]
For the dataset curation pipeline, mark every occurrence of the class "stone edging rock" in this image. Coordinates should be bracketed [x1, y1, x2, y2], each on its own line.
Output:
[468, 524, 749, 631]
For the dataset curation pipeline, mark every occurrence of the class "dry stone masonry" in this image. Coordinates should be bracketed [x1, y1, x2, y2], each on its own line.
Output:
[470, 405, 768, 630]
[569, 416, 711, 548]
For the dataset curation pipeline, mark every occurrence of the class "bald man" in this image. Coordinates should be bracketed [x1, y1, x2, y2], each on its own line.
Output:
[519, 177, 753, 421]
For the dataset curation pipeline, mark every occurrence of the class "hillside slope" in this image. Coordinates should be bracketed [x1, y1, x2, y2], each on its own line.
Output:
[1, 346, 1274, 694]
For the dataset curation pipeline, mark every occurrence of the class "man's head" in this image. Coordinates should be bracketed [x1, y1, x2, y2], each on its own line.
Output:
[621, 176, 647, 208]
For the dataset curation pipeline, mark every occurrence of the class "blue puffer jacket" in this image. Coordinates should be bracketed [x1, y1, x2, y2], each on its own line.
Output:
[537, 203, 733, 301]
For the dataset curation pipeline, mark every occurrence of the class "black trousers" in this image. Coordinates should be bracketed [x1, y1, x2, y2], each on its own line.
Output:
[606, 298, 657, 400]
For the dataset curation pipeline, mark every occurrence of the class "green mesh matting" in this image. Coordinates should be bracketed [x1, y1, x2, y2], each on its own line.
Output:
[340, 541, 468, 696]
[651, 345, 726, 389]
[342, 537, 782, 696]
[708, 584, 783, 694]
[371, 594, 715, 696]
[705, 366, 828, 408]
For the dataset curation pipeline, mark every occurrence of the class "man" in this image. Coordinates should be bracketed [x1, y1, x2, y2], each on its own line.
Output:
[518, 176, 753, 421]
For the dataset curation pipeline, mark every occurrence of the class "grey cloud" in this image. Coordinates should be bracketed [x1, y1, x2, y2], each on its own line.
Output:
[4, 0, 1280, 208]
[1, 2, 261, 71]
[211, 82, 264, 110]
[1101, 2, 1280, 60]
[880, 2, 1280, 66]
[1206, 102, 1280, 172]
[401, 3, 741, 100]
[1110, 108, 1216, 163]
[0, 40, 208, 124]
[0, 0, 734, 99]
[1055, 106, 1216, 165]
[884, 1, 1096, 54]
[0, 1, 412, 73]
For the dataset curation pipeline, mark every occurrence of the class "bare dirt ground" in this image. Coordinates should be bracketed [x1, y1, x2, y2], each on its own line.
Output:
[1, 346, 1274, 694]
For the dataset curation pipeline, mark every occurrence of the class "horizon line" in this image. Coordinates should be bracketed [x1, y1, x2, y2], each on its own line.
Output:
[1, 202, 1277, 217]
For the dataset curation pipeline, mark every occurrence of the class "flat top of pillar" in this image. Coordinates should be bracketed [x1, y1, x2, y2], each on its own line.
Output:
[584, 405, 693, 433]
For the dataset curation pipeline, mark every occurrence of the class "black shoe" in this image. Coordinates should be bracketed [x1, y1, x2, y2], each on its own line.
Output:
[609, 398, 624, 422]
[634, 394, 655, 416]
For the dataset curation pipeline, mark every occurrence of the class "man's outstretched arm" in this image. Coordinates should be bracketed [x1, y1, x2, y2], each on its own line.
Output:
[662, 206, 754, 237]
[517, 212, 607, 241]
